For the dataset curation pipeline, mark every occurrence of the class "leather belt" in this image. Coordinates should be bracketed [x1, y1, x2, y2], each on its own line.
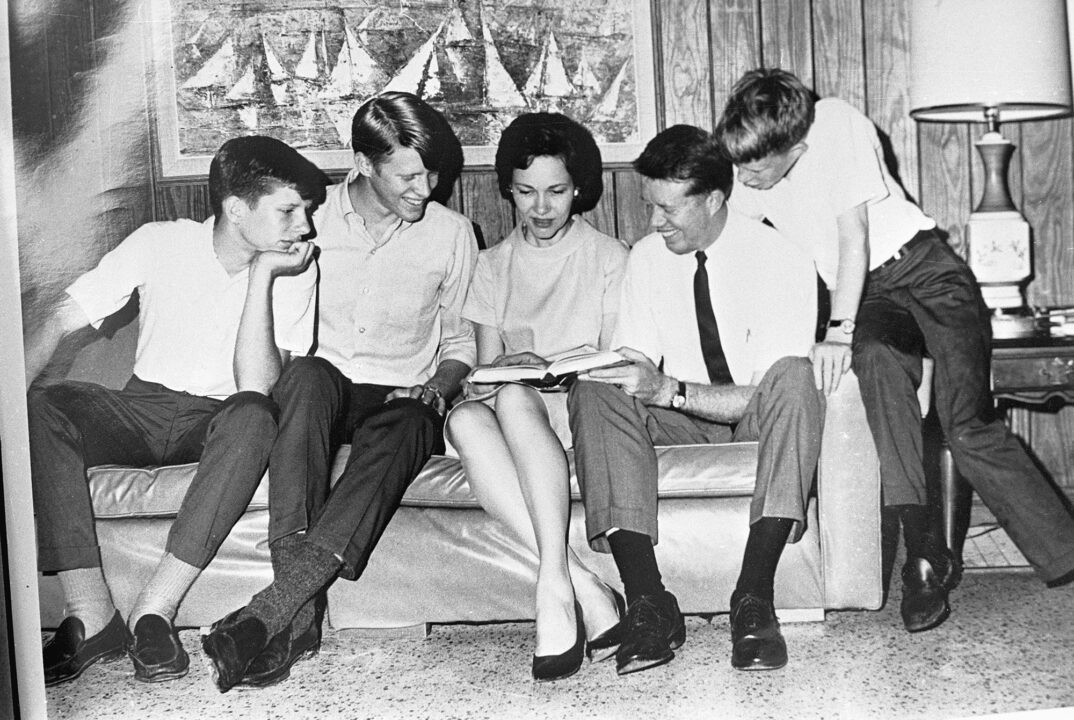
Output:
[874, 232, 931, 272]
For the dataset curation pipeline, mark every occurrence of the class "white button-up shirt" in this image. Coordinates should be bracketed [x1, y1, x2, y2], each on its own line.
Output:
[310, 170, 478, 387]
[613, 209, 816, 386]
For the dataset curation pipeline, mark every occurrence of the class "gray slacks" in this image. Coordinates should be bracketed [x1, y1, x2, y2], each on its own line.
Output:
[567, 356, 824, 553]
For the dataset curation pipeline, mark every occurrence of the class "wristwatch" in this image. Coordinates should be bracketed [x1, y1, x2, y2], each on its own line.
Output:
[828, 318, 856, 335]
[671, 380, 687, 409]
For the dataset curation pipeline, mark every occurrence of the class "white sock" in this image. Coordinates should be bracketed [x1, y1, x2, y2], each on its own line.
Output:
[128, 553, 201, 630]
[58, 567, 115, 637]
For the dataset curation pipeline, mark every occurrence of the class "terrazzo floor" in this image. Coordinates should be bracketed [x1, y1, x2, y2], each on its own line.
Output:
[40, 561, 1074, 720]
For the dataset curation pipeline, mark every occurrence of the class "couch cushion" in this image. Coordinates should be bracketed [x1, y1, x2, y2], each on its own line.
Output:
[88, 441, 759, 519]
[399, 443, 759, 508]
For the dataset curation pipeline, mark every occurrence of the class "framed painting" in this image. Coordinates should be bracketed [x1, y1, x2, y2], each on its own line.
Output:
[149, 0, 658, 177]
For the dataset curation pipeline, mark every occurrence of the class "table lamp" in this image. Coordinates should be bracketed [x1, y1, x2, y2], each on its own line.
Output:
[909, 0, 1073, 333]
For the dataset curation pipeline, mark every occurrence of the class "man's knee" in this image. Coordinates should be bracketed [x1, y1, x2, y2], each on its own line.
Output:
[851, 336, 898, 378]
[26, 382, 79, 423]
[567, 379, 618, 413]
[379, 396, 439, 431]
[274, 356, 339, 401]
[764, 356, 815, 396]
[219, 390, 280, 428]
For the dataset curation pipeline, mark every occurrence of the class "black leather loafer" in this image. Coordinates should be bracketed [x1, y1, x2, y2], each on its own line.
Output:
[128, 614, 189, 683]
[201, 609, 269, 693]
[615, 591, 685, 676]
[901, 553, 956, 633]
[43, 610, 129, 687]
[240, 614, 322, 688]
[729, 593, 787, 671]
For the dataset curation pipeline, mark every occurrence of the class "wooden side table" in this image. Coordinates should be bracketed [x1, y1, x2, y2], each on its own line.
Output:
[940, 332, 1074, 562]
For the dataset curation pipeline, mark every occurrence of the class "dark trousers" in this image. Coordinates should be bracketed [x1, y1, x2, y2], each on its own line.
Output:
[267, 357, 441, 580]
[28, 376, 278, 572]
[853, 229, 1074, 580]
[567, 357, 824, 553]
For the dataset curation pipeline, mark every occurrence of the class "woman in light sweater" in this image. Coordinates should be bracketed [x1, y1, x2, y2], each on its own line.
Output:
[446, 113, 627, 681]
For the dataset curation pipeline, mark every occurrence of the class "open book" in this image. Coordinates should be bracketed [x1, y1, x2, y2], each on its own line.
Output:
[469, 348, 630, 389]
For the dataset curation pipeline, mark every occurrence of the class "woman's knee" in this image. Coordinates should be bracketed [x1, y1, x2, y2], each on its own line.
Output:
[493, 382, 544, 416]
[445, 400, 496, 448]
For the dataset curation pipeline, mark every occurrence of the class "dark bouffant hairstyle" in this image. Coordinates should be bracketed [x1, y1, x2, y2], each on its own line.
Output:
[494, 112, 603, 214]
[633, 124, 731, 197]
[209, 135, 329, 220]
[715, 67, 816, 164]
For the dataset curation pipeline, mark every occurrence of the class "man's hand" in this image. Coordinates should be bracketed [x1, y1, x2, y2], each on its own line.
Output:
[580, 346, 672, 406]
[385, 384, 447, 415]
[252, 241, 316, 279]
[809, 339, 853, 395]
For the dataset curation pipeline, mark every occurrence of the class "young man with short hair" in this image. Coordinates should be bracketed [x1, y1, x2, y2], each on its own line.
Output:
[27, 135, 326, 686]
[201, 92, 478, 693]
[715, 68, 1074, 633]
[568, 125, 821, 674]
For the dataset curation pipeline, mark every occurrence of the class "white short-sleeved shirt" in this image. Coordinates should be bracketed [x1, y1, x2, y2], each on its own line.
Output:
[729, 98, 935, 288]
[613, 208, 816, 385]
[462, 217, 628, 357]
[310, 170, 478, 387]
[65, 218, 317, 399]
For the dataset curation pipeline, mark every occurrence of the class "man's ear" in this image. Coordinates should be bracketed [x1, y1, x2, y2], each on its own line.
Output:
[221, 195, 248, 226]
[705, 188, 727, 216]
[354, 152, 375, 178]
[788, 141, 808, 163]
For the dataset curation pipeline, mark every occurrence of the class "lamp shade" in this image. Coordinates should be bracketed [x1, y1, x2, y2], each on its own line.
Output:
[909, 0, 1073, 123]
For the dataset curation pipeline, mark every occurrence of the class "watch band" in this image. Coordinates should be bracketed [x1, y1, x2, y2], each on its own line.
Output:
[671, 380, 687, 409]
[828, 318, 856, 334]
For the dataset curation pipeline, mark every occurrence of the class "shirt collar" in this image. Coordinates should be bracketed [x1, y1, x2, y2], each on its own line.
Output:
[335, 168, 411, 238]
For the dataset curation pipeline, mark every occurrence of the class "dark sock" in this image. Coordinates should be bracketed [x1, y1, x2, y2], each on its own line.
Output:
[734, 517, 794, 603]
[269, 535, 318, 634]
[607, 530, 665, 604]
[898, 504, 949, 573]
[241, 538, 341, 638]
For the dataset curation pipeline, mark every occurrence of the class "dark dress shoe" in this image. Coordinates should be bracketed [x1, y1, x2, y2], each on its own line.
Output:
[901, 553, 956, 633]
[240, 613, 322, 688]
[201, 609, 269, 693]
[586, 589, 626, 663]
[729, 593, 787, 671]
[532, 602, 585, 682]
[615, 591, 685, 676]
[43, 611, 129, 687]
[128, 614, 189, 683]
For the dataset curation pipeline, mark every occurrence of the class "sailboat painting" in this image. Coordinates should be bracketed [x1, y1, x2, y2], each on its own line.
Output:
[151, 0, 655, 175]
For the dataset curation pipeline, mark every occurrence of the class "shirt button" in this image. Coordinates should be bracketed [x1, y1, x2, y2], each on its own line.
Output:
[359, 327, 366, 333]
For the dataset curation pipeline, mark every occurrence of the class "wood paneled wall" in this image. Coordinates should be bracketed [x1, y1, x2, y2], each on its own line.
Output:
[15, 0, 1074, 493]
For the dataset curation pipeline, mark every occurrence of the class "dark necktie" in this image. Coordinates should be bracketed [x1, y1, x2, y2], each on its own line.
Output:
[694, 251, 733, 384]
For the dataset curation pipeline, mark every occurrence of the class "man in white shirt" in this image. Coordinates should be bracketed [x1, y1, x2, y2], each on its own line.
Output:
[26, 136, 324, 687]
[568, 125, 820, 675]
[716, 68, 1074, 634]
[202, 92, 478, 693]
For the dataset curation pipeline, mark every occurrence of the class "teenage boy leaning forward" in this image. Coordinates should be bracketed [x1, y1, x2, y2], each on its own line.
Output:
[26, 136, 326, 686]
[715, 68, 1074, 633]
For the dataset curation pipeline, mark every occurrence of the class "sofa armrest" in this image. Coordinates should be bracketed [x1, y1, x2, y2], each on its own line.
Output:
[817, 370, 884, 609]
